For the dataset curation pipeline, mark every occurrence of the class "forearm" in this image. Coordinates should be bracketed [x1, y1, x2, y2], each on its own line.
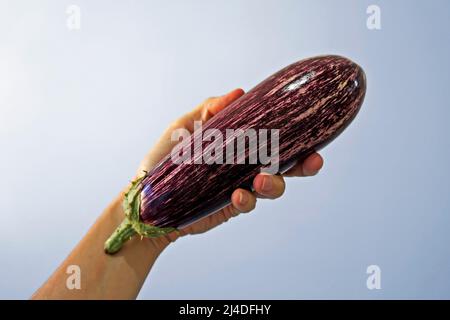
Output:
[32, 192, 171, 300]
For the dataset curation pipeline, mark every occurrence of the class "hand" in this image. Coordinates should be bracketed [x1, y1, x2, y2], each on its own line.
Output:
[138, 89, 324, 241]
[31, 89, 324, 300]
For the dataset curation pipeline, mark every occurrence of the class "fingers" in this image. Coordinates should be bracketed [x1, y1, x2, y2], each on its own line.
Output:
[204, 88, 245, 117]
[302, 153, 324, 175]
[141, 88, 245, 171]
[253, 173, 286, 199]
[225, 173, 287, 222]
[283, 152, 324, 177]
[230, 188, 257, 213]
[176, 88, 245, 132]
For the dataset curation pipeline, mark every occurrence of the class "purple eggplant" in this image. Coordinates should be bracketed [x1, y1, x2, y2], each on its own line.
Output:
[104, 55, 366, 253]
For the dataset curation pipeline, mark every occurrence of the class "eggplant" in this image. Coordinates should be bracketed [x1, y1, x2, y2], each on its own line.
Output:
[105, 55, 366, 254]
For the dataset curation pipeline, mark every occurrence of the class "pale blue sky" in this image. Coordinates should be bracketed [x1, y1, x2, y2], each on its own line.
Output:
[0, 0, 449, 299]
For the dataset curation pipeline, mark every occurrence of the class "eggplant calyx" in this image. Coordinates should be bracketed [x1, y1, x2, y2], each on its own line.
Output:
[104, 175, 175, 254]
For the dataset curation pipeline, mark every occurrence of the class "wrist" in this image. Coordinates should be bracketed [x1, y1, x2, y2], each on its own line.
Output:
[108, 190, 173, 254]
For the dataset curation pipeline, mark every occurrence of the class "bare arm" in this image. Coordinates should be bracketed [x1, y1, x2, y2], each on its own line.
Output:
[32, 89, 323, 300]
[31, 192, 173, 299]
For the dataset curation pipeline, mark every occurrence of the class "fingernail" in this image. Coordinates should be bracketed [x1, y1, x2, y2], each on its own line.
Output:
[306, 169, 319, 176]
[239, 192, 248, 205]
[261, 176, 272, 193]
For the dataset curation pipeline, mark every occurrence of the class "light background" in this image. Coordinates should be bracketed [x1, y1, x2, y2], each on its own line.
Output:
[1, 0, 449, 299]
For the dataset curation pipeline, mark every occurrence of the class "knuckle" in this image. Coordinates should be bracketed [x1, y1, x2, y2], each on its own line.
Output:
[167, 119, 184, 131]
[242, 195, 256, 213]
[227, 204, 239, 217]
[203, 96, 217, 106]
[277, 178, 286, 196]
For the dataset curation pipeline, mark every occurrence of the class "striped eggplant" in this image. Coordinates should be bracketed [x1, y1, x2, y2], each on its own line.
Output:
[105, 55, 366, 254]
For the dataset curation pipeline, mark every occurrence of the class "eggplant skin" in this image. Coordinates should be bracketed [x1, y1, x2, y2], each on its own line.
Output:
[140, 55, 366, 228]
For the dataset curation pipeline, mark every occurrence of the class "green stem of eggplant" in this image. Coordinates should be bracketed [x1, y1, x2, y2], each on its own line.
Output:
[104, 218, 137, 254]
